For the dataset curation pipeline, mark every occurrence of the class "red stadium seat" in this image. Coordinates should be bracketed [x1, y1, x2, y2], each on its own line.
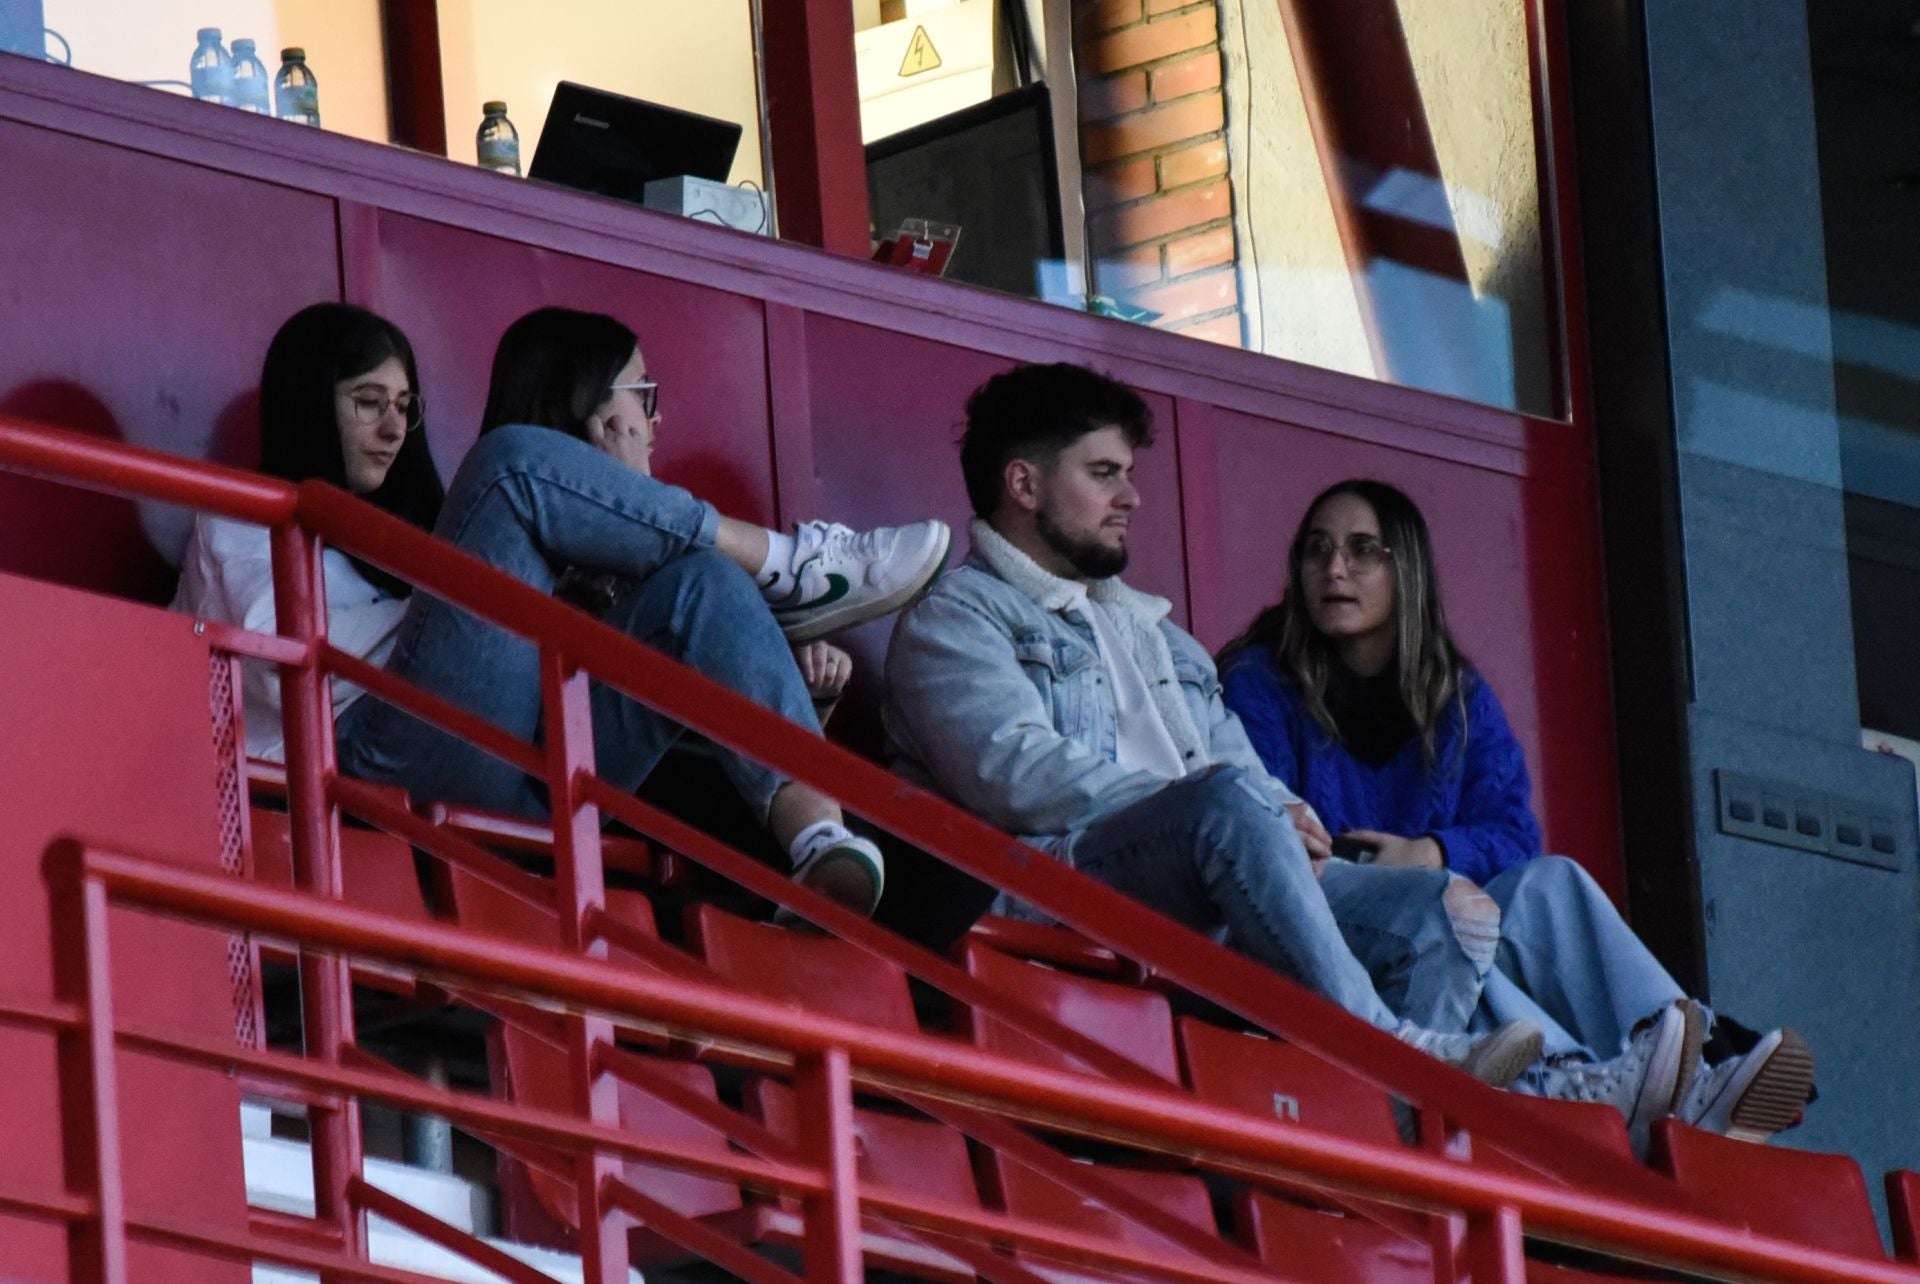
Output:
[248, 806, 429, 922]
[1238, 1190, 1429, 1283]
[979, 1148, 1222, 1283]
[965, 915, 1138, 980]
[686, 902, 920, 1033]
[1178, 1015, 1403, 1145]
[492, 1023, 744, 1264]
[747, 1079, 985, 1281]
[1888, 1169, 1920, 1262]
[959, 940, 1180, 1083]
[1651, 1118, 1885, 1259]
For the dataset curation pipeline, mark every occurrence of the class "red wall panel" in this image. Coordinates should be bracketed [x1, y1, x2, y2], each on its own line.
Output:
[0, 571, 250, 1279]
[0, 117, 340, 602]
[358, 210, 779, 527]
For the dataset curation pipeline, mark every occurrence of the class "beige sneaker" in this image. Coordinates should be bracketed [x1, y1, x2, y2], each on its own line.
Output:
[1400, 1018, 1544, 1088]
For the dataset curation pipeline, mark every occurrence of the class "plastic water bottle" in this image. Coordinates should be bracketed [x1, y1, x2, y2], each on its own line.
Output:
[189, 28, 234, 106]
[274, 47, 321, 127]
[230, 39, 271, 114]
[476, 102, 521, 176]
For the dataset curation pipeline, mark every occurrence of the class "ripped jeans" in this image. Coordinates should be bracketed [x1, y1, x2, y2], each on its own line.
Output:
[1464, 855, 1694, 1062]
[1068, 767, 1485, 1033]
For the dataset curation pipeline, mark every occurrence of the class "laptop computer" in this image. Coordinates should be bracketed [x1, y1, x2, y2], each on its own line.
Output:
[528, 81, 744, 206]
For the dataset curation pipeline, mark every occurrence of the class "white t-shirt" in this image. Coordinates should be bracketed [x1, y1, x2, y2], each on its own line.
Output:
[1062, 583, 1188, 780]
[171, 514, 407, 763]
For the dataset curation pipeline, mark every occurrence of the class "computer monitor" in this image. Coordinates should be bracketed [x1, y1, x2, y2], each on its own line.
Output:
[866, 84, 1065, 301]
[528, 81, 743, 207]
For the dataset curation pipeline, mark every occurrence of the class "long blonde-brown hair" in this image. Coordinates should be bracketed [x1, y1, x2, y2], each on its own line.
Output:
[1221, 479, 1468, 765]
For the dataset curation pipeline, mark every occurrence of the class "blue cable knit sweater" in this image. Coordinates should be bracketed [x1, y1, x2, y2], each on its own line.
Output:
[1219, 648, 1542, 884]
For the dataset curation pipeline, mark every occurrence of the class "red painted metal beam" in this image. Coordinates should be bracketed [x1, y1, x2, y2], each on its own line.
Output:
[759, 0, 871, 255]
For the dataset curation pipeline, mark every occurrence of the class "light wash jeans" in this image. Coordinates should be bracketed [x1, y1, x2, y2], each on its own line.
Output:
[1473, 855, 1692, 1062]
[337, 423, 817, 823]
[1068, 766, 1484, 1033]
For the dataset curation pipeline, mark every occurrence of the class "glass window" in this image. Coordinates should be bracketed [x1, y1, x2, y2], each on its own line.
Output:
[847, 1, 1562, 418]
[1074, 0, 1558, 417]
[435, 0, 766, 189]
[36, 1, 391, 146]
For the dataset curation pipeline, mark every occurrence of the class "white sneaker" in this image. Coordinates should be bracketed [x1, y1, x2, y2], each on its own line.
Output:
[1677, 1027, 1814, 1142]
[777, 830, 886, 922]
[768, 519, 951, 642]
[1535, 1000, 1704, 1150]
[1400, 1018, 1544, 1088]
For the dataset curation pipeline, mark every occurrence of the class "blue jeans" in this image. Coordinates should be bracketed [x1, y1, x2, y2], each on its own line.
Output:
[1473, 855, 1691, 1060]
[337, 423, 818, 823]
[1069, 767, 1483, 1032]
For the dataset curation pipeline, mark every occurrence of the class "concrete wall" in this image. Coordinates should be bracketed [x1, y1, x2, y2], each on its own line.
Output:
[1643, 0, 1920, 1223]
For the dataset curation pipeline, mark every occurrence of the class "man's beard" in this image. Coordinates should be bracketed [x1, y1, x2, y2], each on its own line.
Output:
[1036, 507, 1129, 579]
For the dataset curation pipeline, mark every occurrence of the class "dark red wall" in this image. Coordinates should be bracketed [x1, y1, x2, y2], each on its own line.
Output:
[0, 57, 1622, 896]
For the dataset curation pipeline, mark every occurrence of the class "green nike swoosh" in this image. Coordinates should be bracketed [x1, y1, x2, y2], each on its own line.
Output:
[774, 572, 850, 614]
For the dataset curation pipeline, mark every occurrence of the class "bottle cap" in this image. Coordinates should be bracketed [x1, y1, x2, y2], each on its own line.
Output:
[197, 28, 222, 42]
[281, 47, 305, 61]
[233, 39, 255, 54]
[483, 101, 508, 115]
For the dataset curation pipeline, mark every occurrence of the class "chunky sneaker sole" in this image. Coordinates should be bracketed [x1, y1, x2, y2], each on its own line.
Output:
[775, 520, 952, 643]
[775, 838, 886, 924]
[1459, 1020, 1546, 1089]
[1691, 1028, 1814, 1142]
[1668, 999, 1709, 1113]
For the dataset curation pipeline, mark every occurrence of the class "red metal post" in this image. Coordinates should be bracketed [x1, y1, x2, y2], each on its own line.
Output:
[795, 1046, 862, 1282]
[1423, 1104, 1467, 1284]
[1467, 1204, 1527, 1284]
[538, 650, 629, 1284]
[758, 0, 871, 255]
[47, 851, 129, 1283]
[269, 523, 365, 1265]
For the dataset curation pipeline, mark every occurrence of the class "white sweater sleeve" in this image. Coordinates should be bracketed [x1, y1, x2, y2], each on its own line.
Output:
[173, 516, 407, 756]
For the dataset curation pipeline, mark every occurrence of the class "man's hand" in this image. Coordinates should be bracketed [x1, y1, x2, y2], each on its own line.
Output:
[1344, 829, 1445, 870]
[584, 412, 654, 476]
[1285, 801, 1333, 875]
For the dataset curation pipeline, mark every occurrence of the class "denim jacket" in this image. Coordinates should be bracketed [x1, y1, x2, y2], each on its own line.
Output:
[884, 521, 1299, 862]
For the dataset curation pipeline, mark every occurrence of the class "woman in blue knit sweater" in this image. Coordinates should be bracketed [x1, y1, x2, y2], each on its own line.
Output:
[1220, 479, 1814, 1144]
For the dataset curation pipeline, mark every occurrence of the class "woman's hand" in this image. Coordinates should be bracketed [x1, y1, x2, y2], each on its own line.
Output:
[794, 641, 853, 709]
[1285, 801, 1333, 873]
[1344, 829, 1445, 870]
[585, 411, 654, 476]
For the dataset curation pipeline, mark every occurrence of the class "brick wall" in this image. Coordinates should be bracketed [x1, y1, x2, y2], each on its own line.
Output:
[1075, 0, 1242, 346]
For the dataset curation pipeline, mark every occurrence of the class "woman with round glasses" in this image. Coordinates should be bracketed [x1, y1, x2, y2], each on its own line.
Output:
[175, 301, 950, 915]
[1218, 479, 1813, 1149]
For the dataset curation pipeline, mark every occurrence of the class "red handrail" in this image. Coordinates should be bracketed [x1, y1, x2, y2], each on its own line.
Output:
[43, 840, 1920, 1284]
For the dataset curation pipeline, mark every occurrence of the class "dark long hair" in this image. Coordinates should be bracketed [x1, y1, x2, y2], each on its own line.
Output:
[479, 307, 638, 441]
[1221, 479, 1468, 764]
[259, 303, 444, 598]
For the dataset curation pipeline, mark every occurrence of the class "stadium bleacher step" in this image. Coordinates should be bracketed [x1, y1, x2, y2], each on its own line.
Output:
[241, 1104, 642, 1283]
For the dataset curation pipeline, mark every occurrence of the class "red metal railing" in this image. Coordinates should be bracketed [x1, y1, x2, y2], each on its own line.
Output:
[1, 412, 1907, 1283]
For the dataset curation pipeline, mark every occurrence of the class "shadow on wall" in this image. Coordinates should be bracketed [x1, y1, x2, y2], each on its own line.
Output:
[0, 380, 180, 604]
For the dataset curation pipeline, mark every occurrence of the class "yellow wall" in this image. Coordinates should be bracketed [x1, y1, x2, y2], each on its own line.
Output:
[42, 0, 389, 145]
[436, 0, 764, 187]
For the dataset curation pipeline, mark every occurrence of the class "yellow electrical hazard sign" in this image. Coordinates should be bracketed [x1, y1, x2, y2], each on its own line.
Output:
[899, 25, 943, 77]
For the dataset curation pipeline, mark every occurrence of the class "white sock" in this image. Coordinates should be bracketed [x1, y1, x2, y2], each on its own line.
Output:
[756, 528, 798, 597]
[788, 818, 854, 868]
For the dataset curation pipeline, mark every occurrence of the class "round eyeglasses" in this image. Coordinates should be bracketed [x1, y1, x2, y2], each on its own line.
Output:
[608, 378, 661, 420]
[1301, 532, 1393, 572]
[344, 389, 425, 432]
